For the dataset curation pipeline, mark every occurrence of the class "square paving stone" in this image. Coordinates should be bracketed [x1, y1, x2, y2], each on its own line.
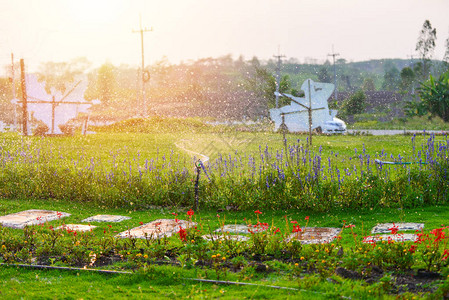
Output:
[117, 219, 196, 239]
[363, 233, 419, 243]
[56, 224, 97, 232]
[0, 209, 70, 229]
[287, 227, 341, 244]
[371, 223, 424, 234]
[81, 215, 131, 223]
[202, 234, 250, 242]
[214, 224, 268, 234]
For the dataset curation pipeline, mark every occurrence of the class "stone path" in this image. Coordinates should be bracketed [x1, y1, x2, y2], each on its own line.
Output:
[371, 222, 424, 234]
[363, 233, 419, 243]
[202, 234, 249, 242]
[0, 209, 70, 229]
[362, 222, 424, 244]
[82, 215, 131, 223]
[117, 219, 196, 239]
[56, 224, 97, 232]
[214, 224, 269, 234]
[0, 210, 429, 246]
[287, 227, 341, 244]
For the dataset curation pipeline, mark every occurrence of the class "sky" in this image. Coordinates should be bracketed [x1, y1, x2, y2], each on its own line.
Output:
[0, 0, 448, 74]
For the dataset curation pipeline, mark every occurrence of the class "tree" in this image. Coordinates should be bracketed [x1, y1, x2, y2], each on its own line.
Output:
[341, 90, 366, 115]
[400, 67, 415, 92]
[415, 20, 437, 79]
[417, 70, 449, 122]
[245, 65, 276, 110]
[443, 34, 449, 65]
[382, 65, 401, 91]
[37, 57, 91, 94]
[317, 67, 331, 83]
[362, 77, 375, 91]
[96, 63, 117, 104]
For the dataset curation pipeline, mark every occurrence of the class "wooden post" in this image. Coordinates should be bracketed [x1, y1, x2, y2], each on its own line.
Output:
[20, 59, 28, 136]
[51, 95, 56, 134]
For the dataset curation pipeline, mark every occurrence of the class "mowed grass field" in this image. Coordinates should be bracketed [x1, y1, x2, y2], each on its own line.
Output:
[0, 129, 436, 167]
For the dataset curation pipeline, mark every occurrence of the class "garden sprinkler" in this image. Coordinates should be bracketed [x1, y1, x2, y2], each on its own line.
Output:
[194, 160, 202, 210]
[194, 159, 211, 210]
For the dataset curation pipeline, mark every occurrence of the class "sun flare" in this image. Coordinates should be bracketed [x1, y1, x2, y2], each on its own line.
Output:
[66, 0, 124, 24]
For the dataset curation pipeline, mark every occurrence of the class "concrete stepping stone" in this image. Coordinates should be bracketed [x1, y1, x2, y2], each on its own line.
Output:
[363, 233, 419, 243]
[81, 214, 131, 223]
[287, 227, 341, 244]
[214, 224, 268, 234]
[371, 223, 424, 234]
[0, 209, 70, 229]
[117, 219, 196, 239]
[202, 234, 250, 242]
[56, 224, 97, 232]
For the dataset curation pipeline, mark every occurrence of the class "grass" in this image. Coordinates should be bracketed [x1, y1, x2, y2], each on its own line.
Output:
[1, 130, 447, 211]
[0, 196, 449, 299]
[1, 196, 449, 241]
[0, 120, 448, 298]
[349, 115, 449, 131]
[0, 264, 335, 299]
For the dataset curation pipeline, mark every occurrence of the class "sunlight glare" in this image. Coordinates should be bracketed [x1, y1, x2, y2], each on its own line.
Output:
[67, 0, 124, 24]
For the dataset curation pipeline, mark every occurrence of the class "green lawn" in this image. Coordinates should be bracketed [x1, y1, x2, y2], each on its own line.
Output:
[0, 197, 449, 299]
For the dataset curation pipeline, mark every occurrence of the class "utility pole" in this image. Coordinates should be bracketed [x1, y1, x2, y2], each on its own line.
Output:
[11, 53, 17, 131]
[327, 46, 340, 102]
[307, 80, 313, 146]
[20, 59, 28, 136]
[273, 47, 286, 109]
[133, 15, 153, 117]
[407, 53, 415, 94]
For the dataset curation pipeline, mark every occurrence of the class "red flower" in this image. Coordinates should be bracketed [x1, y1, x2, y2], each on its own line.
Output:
[274, 228, 280, 235]
[305, 216, 309, 221]
[388, 223, 399, 235]
[139, 222, 144, 225]
[442, 249, 449, 260]
[172, 212, 178, 216]
[291, 220, 298, 224]
[292, 225, 302, 233]
[408, 245, 417, 254]
[430, 228, 445, 243]
[363, 237, 375, 244]
[254, 210, 262, 214]
[187, 209, 194, 217]
[178, 226, 187, 242]
[345, 224, 355, 228]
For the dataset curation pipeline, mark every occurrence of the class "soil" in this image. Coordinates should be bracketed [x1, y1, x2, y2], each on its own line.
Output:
[30, 252, 445, 296]
[335, 266, 442, 295]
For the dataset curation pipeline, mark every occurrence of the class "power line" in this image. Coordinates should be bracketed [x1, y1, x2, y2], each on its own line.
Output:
[327, 46, 340, 102]
[132, 15, 153, 117]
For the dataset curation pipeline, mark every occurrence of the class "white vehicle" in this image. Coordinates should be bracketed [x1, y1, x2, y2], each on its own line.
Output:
[270, 79, 346, 134]
[322, 118, 346, 133]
